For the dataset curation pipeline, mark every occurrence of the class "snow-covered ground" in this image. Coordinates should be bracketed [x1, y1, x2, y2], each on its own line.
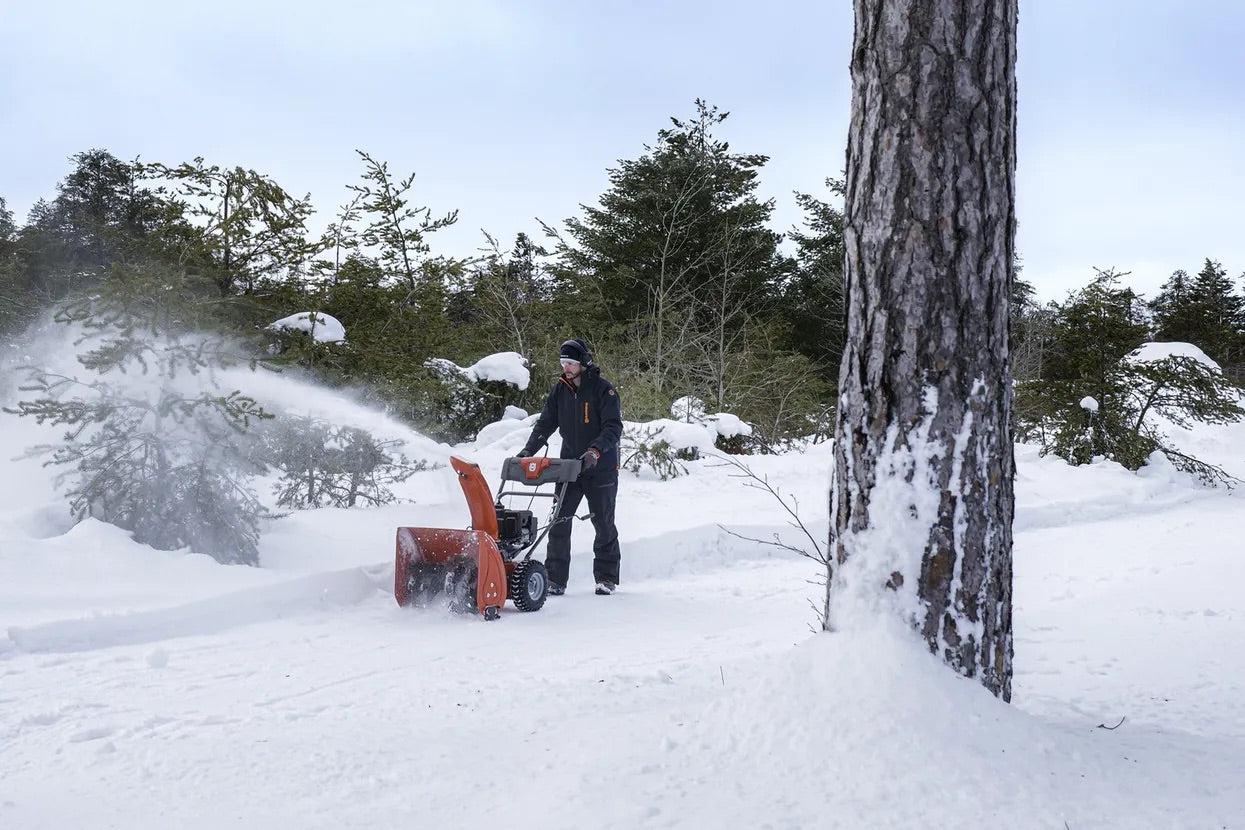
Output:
[2, 358, 1244, 828]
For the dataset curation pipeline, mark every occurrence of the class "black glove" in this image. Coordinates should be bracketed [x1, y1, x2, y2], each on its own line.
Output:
[518, 445, 538, 459]
[579, 448, 600, 472]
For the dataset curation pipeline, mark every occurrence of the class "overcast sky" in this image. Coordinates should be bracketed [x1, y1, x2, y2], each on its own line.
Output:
[3, 1, 1243, 301]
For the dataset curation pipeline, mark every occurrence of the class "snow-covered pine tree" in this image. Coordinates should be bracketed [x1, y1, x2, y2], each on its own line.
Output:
[6, 265, 271, 564]
[1022, 347, 1243, 483]
[829, 0, 1018, 700]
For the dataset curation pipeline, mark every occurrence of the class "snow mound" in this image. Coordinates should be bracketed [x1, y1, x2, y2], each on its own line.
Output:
[707, 411, 751, 438]
[267, 312, 346, 344]
[653, 624, 1243, 827]
[1126, 340, 1220, 369]
[427, 352, 530, 390]
[626, 418, 719, 454]
[466, 351, 531, 389]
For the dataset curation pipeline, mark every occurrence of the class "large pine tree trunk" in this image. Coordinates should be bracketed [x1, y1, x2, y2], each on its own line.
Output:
[828, 0, 1018, 700]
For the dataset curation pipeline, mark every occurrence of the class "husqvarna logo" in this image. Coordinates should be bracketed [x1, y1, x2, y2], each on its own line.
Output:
[527, 462, 538, 473]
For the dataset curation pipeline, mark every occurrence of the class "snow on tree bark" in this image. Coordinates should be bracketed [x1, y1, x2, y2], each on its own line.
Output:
[828, 0, 1017, 701]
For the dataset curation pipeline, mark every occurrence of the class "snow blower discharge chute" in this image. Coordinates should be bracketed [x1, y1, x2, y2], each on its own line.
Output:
[394, 456, 582, 620]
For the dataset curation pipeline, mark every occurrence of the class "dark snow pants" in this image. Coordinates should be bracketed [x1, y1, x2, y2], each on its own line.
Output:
[544, 470, 620, 587]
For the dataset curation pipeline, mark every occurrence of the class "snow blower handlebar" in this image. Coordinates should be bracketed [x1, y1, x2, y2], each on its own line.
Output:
[493, 457, 590, 563]
[498, 456, 583, 487]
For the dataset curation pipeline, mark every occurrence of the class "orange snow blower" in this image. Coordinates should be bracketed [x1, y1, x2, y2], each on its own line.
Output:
[394, 455, 582, 620]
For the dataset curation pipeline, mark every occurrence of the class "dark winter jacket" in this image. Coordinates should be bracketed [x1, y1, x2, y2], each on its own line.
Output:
[521, 365, 623, 475]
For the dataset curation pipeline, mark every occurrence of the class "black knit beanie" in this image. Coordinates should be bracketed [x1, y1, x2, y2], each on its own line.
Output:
[559, 338, 591, 365]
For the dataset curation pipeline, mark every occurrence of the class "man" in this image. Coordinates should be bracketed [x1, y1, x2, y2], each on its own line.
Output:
[518, 338, 623, 596]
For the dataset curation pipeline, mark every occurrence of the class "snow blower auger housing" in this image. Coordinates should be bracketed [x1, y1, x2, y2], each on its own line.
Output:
[394, 455, 582, 620]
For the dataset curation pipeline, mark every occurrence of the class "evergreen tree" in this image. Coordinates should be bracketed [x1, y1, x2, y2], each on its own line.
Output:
[0, 197, 21, 333]
[553, 100, 790, 414]
[348, 151, 458, 294]
[1043, 268, 1149, 385]
[0, 197, 14, 247]
[1016, 269, 1147, 447]
[1015, 268, 1243, 480]
[785, 178, 846, 379]
[30, 150, 170, 272]
[8, 151, 179, 322]
[318, 192, 366, 286]
[5, 266, 272, 564]
[263, 416, 427, 509]
[1149, 268, 1200, 343]
[1188, 259, 1245, 372]
[1034, 350, 1243, 482]
[143, 157, 320, 295]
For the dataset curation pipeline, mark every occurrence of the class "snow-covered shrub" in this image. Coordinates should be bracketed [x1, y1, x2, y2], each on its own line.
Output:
[668, 396, 756, 454]
[267, 311, 347, 344]
[620, 420, 714, 480]
[1018, 343, 1244, 484]
[261, 415, 430, 508]
[671, 396, 708, 422]
[621, 433, 692, 481]
[262, 310, 351, 377]
[422, 351, 531, 443]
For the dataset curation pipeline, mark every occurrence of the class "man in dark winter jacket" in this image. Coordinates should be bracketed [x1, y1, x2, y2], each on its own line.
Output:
[518, 338, 623, 596]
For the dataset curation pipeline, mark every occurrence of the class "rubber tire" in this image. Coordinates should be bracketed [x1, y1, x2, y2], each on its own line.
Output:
[509, 559, 549, 612]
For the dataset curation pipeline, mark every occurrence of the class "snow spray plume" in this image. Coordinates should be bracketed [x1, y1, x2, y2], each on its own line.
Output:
[3, 299, 274, 564]
[3, 299, 452, 563]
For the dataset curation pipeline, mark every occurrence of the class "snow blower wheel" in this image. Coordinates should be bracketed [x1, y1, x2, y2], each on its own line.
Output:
[509, 559, 549, 612]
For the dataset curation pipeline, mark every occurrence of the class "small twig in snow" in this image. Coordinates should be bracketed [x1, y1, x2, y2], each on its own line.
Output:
[1096, 716, 1126, 730]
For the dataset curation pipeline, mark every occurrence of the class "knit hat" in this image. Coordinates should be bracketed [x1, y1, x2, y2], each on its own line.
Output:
[559, 338, 591, 365]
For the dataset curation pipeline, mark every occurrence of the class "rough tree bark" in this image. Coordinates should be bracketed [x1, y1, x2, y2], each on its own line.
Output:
[827, 0, 1017, 700]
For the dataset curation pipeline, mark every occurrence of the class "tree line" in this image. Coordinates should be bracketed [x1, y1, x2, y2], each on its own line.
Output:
[0, 101, 847, 450]
[3, 103, 1240, 456]
[1, 99, 1242, 567]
